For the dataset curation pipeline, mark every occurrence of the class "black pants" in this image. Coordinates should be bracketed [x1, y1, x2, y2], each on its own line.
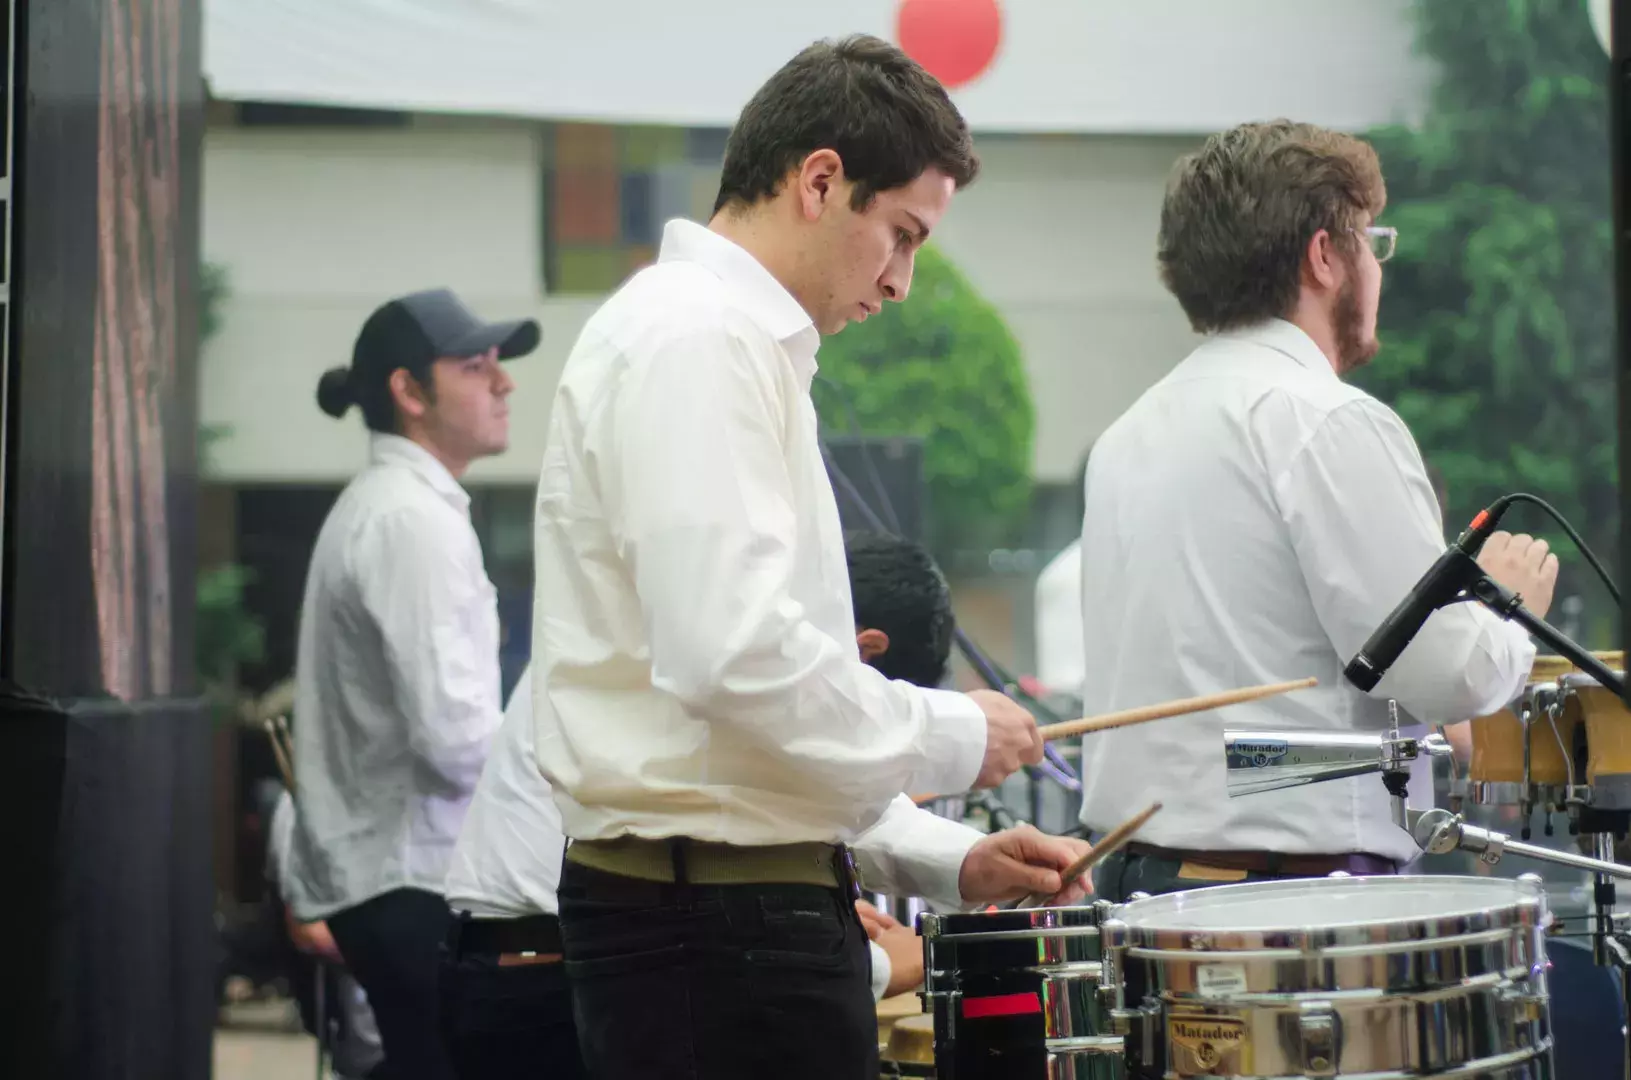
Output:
[327, 888, 456, 1080]
[438, 924, 585, 1080]
[558, 860, 875, 1080]
[1091, 849, 1291, 903]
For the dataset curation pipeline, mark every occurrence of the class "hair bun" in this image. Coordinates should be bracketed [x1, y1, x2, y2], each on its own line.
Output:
[316, 367, 354, 418]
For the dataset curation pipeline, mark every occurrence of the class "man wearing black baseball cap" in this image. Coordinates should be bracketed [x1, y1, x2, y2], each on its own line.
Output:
[286, 288, 540, 1080]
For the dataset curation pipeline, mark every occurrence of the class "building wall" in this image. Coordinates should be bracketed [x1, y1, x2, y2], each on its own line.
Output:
[200, 117, 1202, 485]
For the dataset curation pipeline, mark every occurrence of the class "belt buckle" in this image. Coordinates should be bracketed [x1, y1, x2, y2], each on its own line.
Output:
[833, 845, 862, 901]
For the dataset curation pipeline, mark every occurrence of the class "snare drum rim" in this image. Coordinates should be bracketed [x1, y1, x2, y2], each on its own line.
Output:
[1107, 874, 1547, 952]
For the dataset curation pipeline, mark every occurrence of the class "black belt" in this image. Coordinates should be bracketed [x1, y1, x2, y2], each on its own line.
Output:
[447, 912, 563, 958]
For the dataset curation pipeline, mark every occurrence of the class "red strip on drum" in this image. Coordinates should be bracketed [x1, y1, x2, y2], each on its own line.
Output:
[960, 993, 1041, 1018]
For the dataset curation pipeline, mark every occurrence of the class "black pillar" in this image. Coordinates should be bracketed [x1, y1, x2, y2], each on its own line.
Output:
[1, 0, 208, 1078]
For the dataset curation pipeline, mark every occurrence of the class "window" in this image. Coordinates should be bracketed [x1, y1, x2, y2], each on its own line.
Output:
[541, 123, 728, 294]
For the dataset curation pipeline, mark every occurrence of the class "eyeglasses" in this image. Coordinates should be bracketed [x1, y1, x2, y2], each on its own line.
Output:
[1359, 225, 1397, 264]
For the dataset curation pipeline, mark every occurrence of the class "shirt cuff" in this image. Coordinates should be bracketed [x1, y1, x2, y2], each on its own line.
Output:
[911, 688, 987, 797]
[869, 941, 891, 1002]
[852, 796, 983, 910]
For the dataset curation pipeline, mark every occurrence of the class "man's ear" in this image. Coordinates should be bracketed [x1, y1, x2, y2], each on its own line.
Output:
[857, 628, 890, 664]
[388, 367, 433, 422]
[1302, 228, 1343, 292]
[793, 148, 844, 221]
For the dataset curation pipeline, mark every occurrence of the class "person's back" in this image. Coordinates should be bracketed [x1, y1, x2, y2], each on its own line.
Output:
[284, 287, 538, 1080]
[529, 36, 1051, 1080]
[290, 454, 491, 908]
[534, 249, 895, 840]
[1076, 120, 1556, 899]
[1079, 325, 1417, 859]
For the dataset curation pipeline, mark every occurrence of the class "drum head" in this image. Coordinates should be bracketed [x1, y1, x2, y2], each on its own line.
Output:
[1111, 875, 1545, 949]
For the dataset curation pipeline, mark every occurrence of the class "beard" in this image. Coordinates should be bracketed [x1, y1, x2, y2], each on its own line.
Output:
[1333, 275, 1379, 375]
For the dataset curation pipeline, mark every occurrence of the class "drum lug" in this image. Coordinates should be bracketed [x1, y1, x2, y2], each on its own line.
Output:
[1297, 1002, 1339, 1077]
[1109, 1004, 1161, 1067]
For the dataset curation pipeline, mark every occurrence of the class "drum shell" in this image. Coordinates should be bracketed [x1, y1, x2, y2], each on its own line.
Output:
[1102, 876, 1554, 1078]
[1559, 670, 1631, 809]
[920, 903, 1125, 1079]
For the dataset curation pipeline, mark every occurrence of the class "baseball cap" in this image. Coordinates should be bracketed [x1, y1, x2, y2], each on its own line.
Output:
[318, 289, 541, 419]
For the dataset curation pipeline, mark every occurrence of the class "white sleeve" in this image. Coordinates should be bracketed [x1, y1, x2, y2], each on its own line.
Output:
[852, 795, 982, 911]
[1275, 398, 1535, 723]
[356, 507, 504, 795]
[603, 319, 986, 803]
[869, 941, 892, 1002]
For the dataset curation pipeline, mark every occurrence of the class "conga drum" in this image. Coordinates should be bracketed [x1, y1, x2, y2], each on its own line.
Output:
[881, 1014, 935, 1077]
[1560, 651, 1631, 810]
[877, 991, 923, 1048]
[1468, 654, 1582, 805]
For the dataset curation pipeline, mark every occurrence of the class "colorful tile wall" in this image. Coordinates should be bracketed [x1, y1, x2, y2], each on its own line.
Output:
[545, 122, 731, 294]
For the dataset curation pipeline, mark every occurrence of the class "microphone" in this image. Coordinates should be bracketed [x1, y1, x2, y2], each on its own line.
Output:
[1342, 498, 1516, 693]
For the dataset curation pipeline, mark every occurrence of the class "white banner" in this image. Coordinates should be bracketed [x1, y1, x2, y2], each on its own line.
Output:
[204, 0, 1428, 134]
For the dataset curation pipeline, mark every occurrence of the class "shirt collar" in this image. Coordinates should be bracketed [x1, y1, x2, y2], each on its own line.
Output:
[657, 219, 821, 379]
[369, 433, 469, 512]
[1216, 318, 1340, 381]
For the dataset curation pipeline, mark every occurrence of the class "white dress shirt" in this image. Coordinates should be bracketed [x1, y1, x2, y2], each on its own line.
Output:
[1077, 320, 1534, 864]
[530, 219, 986, 846]
[286, 434, 504, 919]
[446, 665, 981, 999]
[444, 666, 567, 920]
[1033, 540, 1084, 697]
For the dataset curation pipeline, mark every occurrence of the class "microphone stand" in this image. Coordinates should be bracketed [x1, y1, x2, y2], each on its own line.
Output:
[1462, 569, 1626, 697]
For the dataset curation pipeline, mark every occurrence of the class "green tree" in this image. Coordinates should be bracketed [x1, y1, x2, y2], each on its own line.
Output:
[194, 260, 267, 702]
[1359, 0, 1617, 640]
[814, 243, 1034, 552]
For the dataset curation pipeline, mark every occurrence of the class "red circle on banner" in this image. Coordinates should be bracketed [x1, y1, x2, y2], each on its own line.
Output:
[895, 0, 1003, 90]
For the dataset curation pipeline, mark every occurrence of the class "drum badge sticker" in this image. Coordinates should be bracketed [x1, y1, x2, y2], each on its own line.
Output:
[1168, 1011, 1248, 1076]
[1228, 738, 1289, 769]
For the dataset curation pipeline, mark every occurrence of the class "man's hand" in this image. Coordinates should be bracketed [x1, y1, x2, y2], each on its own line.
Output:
[968, 689, 1043, 788]
[957, 825, 1094, 905]
[1476, 531, 1560, 619]
[857, 900, 924, 997]
[284, 910, 345, 964]
[855, 898, 899, 940]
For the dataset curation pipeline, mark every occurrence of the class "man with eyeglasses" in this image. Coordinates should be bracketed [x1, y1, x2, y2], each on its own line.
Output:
[1073, 120, 1558, 902]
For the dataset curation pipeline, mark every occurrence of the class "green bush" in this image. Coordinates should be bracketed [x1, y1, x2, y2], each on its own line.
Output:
[815, 243, 1034, 552]
[197, 563, 266, 695]
[194, 259, 268, 706]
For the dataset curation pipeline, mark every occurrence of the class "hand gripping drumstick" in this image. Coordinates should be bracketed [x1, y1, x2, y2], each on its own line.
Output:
[1010, 800, 1163, 909]
[911, 678, 1317, 805]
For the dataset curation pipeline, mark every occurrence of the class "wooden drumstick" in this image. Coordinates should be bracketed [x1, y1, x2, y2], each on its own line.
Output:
[264, 717, 297, 794]
[1037, 677, 1318, 742]
[1011, 800, 1163, 909]
[907, 679, 1316, 805]
[273, 713, 295, 765]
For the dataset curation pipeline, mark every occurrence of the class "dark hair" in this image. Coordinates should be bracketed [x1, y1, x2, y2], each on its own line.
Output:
[712, 34, 979, 216]
[316, 367, 355, 419]
[1157, 120, 1386, 334]
[317, 303, 436, 433]
[845, 530, 955, 688]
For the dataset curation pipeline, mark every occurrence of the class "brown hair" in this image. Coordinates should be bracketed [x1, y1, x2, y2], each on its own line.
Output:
[1157, 120, 1386, 334]
[713, 34, 979, 216]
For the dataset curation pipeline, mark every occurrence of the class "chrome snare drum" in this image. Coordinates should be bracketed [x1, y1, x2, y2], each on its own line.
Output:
[1103, 876, 1553, 1078]
[919, 902, 1124, 1079]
